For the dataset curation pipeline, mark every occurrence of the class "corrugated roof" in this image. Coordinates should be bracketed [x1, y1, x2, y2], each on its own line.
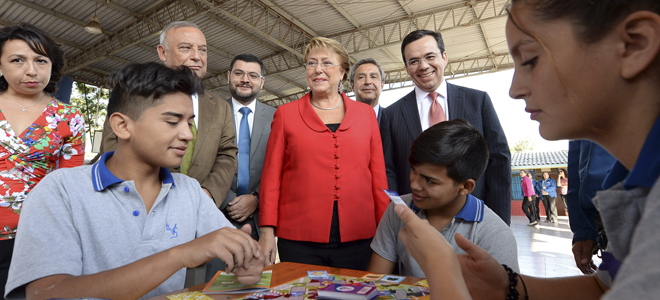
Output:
[0, 0, 512, 106]
[511, 151, 569, 168]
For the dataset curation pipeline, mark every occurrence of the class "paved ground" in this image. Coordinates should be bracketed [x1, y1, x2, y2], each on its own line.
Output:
[512, 215, 601, 278]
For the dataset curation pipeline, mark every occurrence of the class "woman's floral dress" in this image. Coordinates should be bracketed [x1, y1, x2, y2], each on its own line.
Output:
[0, 98, 85, 239]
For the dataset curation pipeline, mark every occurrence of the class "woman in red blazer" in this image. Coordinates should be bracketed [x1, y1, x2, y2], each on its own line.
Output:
[258, 37, 389, 270]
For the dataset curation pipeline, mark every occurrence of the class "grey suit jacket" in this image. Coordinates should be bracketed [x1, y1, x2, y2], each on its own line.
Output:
[221, 99, 276, 239]
[380, 82, 512, 225]
[100, 90, 238, 206]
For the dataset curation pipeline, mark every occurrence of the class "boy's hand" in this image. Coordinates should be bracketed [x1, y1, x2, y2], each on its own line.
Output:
[233, 255, 265, 285]
[176, 225, 261, 272]
[455, 233, 509, 300]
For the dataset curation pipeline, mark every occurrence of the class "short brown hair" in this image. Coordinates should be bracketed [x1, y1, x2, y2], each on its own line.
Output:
[304, 37, 350, 82]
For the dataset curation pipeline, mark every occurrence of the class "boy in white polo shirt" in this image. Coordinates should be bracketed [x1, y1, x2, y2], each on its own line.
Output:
[369, 119, 518, 278]
[5, 62, 263, 300]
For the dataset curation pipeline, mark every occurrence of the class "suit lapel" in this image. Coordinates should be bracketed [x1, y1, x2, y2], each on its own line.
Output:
[194, 91, 215, 161]
[250, 101, 267, 159]
[447, 82, 464, 120]
[401, 91, 422, 138]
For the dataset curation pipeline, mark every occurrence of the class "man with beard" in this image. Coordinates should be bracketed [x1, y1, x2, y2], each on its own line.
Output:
[380, 29, 512, 225]
[100, 21, 238, 206]
[206, 54, 275, 281]
[350, 58, 385, 126]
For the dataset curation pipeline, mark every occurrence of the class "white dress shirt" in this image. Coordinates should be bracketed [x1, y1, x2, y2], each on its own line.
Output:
[232, 98, 257, 141]
[415, 79, 448, 131]
[192, 94, 199, 128]
[373, 104, 381, 119]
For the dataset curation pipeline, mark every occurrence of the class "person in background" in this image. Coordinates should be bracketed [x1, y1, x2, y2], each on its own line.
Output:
[557, 168, 568, 211]
[528, 172, 541, 223]
[540, 171, 558, 223]
[101, 21, 238, 205]
[205, 54, 276, 282]
[520, 170, 538, 226]
[349, 58, 385, 125]
[0, 23, 85, 296]
[393, 0, 660, 298]
[567, 140, 616, 274]
[258, 37, 389, 269]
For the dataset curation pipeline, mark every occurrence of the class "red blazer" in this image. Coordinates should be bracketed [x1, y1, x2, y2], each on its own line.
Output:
[259, 92, 389, 243]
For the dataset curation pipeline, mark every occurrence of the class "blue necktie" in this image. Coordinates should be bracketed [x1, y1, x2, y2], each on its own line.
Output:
[237, 107, 251, 195]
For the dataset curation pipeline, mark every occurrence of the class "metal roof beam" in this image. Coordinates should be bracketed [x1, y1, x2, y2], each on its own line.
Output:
[204, 12, 281, 53]
[7, 0, 116, 36]
[0, 17, 87, 51]
[470, 0, 498, 68]
[200, 0, 312, 60]
[329, 0, 508, 54]
[324, 0, 395, 65]
[65, 0, 209, 73]
[256, 0, 318, 37]
[90, 0, 141, 19]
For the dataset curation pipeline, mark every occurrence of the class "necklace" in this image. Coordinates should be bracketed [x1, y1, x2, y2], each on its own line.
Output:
[310, 99, 342, 110]
[4, 93, 48, 112]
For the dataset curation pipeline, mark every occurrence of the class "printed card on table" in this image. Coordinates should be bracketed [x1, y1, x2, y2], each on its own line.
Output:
[380, 275, 406, 283]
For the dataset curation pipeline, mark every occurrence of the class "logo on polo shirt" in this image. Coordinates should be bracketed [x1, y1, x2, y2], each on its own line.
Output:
[166, 223, 178, 239]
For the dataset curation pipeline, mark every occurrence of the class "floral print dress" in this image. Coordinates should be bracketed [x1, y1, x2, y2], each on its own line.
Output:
[0, 98, 85, 239]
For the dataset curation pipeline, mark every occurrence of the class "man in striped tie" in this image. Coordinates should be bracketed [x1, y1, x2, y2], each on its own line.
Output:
[379, 29, 512, 225]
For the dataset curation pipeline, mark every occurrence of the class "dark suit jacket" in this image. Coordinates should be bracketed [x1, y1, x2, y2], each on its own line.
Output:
[100, 90, 238, 206]
[221, 99, 276, 240]
[380, 83, 512, 225]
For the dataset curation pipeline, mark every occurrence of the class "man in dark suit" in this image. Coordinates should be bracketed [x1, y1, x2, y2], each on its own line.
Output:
[380, 30, 512, 225]
[350, 58, 385, 125]
[206, 54, 275, 281]
[101, 21, 238, 205]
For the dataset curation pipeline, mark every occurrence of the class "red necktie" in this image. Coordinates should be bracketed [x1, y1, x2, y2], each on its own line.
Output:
[428, 92, 446, 126]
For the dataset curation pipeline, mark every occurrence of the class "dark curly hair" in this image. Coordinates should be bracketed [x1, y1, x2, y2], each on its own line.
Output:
[0, 23, 64, 94]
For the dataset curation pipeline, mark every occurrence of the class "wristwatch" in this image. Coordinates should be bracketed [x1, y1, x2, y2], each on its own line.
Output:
[251, 191, 259, 206]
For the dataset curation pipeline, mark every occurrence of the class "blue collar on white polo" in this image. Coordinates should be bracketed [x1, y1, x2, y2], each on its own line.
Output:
[91, 151, 175, 191]
[410, 194, 484, 222]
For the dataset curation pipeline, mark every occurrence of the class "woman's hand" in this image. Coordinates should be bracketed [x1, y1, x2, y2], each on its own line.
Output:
[258, 227, 278, 266]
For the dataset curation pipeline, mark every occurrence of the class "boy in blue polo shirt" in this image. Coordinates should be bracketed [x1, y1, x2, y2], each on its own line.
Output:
[5, 62, 263, 300]
[368, 119, 518, 278]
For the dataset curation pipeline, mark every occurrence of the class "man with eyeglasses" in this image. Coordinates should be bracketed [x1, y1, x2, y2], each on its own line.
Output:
[350, 58, 386, 126]
[101, 21, 238, 207]
[380, 29, 512, 225]
[205, 54, 276, 281]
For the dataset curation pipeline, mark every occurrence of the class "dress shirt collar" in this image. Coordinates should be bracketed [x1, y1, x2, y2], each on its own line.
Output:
[414, 79, 448, 105]
[91, 151, 175, 191]
[231, 97, 257, 116]
[410, 194, 484, 222]
[603, 115, 660, 190]
[373, 104, 380, 118]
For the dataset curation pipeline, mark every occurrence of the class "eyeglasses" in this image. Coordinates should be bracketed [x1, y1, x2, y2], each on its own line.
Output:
[407, 52, 441, 68]
[304, 61, 340, 69]
[231, 70, 263, 81]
